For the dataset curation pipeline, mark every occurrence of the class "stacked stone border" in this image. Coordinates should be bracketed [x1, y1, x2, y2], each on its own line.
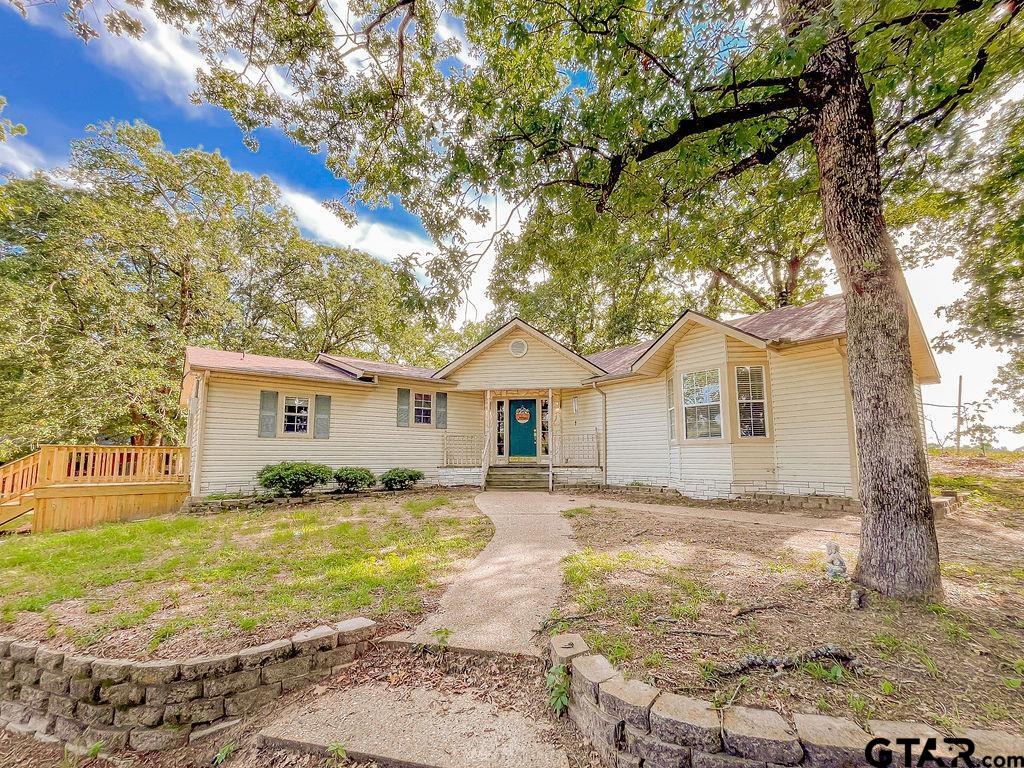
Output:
[740, 491, 964, 518]
[548, 633, 1022, 768]
[184, 486, 480, 516]
[0, 617, 376, 752]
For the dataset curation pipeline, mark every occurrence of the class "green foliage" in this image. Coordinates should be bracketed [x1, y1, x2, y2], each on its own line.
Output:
[0, 121, 454, 460]
[0, 97, 26, 143]
[379, 468, 425, 491]
[545, 663, 570, 715]
[334, 467, 376, 493]
[213, 743, 236, 765]
[257, 462, 334, 497]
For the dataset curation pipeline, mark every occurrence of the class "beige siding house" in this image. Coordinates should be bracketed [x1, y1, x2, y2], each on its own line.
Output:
[181, 294, 940, 500]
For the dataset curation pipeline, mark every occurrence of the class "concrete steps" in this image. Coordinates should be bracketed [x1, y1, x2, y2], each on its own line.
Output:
[485, 467, 549, 490]
[256, 683, 567, 768]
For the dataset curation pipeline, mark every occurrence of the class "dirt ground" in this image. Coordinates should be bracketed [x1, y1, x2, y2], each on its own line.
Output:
[553, 478, 1024, 736]
[0, 645, 598, 768]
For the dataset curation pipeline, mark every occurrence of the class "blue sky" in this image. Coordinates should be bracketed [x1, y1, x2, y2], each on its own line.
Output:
[0, 4, 1019, 445]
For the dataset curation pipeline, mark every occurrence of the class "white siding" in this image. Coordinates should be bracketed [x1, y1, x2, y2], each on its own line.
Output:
[672, 326, 734, 497]
[450, 332, 594, 390]
[604, 376, 671, 486]
[769, 343, 855, 497]
[197, 375, 482, 494]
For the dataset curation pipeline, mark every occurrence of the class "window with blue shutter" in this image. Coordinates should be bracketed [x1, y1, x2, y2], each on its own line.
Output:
[435, 392, 448, 429]
[314, 394, 331, 439]
[258, 390, 278, 438]
[397, 388, 410, 427]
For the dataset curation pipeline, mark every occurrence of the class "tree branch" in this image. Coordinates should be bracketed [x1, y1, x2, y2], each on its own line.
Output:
[710, 118, 813, 182]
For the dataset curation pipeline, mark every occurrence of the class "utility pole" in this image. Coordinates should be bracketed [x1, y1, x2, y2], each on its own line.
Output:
[955, 375, 964, 454]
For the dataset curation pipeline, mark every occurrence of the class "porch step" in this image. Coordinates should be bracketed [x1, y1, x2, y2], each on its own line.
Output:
[0, 492, 34, 528]
[485, 467, 549, 490]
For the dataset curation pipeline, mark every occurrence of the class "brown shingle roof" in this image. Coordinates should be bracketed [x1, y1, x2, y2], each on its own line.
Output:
[318, 353, 436, 380]
[185, 347, 358, 383]
[585, 340, 654, 374]
[729, 295, 846, 343]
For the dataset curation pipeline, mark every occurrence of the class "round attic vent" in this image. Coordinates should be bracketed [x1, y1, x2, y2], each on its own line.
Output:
[509, 339, 528, 358]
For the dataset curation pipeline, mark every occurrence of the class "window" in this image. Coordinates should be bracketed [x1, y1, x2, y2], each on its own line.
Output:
[496, 401, 506, 456]
[736, 365, 768, 438]
[283, 396, 310, 434]
[413, 392, 433, 425]
[666, 376, 677, 441]
[682, 369, 722, 439]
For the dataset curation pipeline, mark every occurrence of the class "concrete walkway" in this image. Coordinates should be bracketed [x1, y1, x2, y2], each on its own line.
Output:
[387, 491, 577, 657]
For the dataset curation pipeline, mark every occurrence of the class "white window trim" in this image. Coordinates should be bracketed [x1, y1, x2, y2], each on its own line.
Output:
[682, 367, 724, 441]
[412, 391, 434, 427]
[735, 365, 769, 439]
[279, 392, 314, 439]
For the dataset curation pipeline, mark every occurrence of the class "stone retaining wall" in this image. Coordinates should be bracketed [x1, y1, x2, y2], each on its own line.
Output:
[548, 634, 1022, 768]
[741, 491, 964, 518]
[0, 618, 376, 752]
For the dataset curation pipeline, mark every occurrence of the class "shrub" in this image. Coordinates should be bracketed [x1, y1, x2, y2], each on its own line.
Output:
[334, 467, 376, 493]
[256, 462, 334, 497]
[379, 468, 425, 491]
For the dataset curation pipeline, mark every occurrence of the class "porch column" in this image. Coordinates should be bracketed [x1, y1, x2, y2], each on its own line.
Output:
[481, 389, 491, 488]
[547, 387, 554, 491]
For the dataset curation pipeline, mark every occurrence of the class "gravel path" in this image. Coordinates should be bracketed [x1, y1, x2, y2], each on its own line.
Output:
[388, 491, 577, 657]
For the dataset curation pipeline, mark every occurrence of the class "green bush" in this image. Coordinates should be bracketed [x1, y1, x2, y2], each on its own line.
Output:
[256, 462, 334, 497]
[379, 468, 425, 491]
[334, 467, 376, 493]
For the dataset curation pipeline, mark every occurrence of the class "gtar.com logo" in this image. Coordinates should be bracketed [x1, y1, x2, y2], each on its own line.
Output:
[867, 736, 1024, 767]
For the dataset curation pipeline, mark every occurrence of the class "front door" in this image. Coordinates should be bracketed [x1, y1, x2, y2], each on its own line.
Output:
[508, 399, 537, 461]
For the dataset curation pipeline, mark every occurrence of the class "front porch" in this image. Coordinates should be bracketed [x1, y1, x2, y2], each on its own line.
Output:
[439, 388, 604, 489]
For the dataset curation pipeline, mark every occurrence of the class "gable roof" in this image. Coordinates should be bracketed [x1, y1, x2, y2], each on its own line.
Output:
[584, 340, 653, 375]
[434, 317, 607, 379]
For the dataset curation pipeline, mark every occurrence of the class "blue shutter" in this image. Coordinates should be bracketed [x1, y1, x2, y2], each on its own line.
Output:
[258, 391, 278, 438]
[314, 395, 331, 439]
[435, 392, 448, 429]
[397, 388, 410, 427]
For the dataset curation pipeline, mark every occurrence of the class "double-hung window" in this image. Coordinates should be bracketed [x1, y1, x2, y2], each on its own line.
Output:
[735, 365, 768, 437]
[666, 376, 677, 441]
[682, 369, 722, 439]
[283, 396, 310, 434]
[413, 392, 433, 425]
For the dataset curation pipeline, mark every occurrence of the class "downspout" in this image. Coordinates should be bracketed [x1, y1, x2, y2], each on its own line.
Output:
[189, 371, 209, 498]
[591, 381, 609, 486]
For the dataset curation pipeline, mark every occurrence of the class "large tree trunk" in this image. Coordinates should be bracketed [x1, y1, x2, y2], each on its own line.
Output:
[787, 0, 943, 599]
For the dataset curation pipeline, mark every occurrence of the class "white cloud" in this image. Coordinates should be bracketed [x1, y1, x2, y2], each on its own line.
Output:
[280, 186, 433, 262]
[0, 135, 60, 175]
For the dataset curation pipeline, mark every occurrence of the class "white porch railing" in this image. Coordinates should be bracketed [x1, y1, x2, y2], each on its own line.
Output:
[560, 431, 601, 467]
[443, 433, 485, 467]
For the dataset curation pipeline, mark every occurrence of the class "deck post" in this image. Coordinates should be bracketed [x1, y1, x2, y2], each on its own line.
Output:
[547, 387, 554, 492]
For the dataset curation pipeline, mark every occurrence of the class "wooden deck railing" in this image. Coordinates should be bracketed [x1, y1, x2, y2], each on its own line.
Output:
[0, 445, 191, 533]
[0, 451, 41, 504]
[44, 445, 189, 485]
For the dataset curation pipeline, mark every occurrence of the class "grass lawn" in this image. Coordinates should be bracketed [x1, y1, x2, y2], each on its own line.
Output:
[552, 468, 1024, 735]
[0, 490, 492, 659]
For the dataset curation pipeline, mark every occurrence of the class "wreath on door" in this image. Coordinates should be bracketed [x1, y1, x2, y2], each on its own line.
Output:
[515, 407, 531, 424]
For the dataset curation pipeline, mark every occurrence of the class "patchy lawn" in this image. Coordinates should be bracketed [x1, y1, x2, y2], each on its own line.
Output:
[551, 479, 1024, 735]
[0, 490, 492, 660]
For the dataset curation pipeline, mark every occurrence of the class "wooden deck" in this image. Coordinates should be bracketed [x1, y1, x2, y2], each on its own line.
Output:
[0, 445, 190, 533]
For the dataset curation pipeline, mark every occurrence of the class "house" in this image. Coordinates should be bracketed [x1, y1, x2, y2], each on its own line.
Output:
[180, 294, 940, 501]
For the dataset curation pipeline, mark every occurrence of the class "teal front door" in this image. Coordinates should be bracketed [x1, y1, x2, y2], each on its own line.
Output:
[509, 399, 537, 459]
